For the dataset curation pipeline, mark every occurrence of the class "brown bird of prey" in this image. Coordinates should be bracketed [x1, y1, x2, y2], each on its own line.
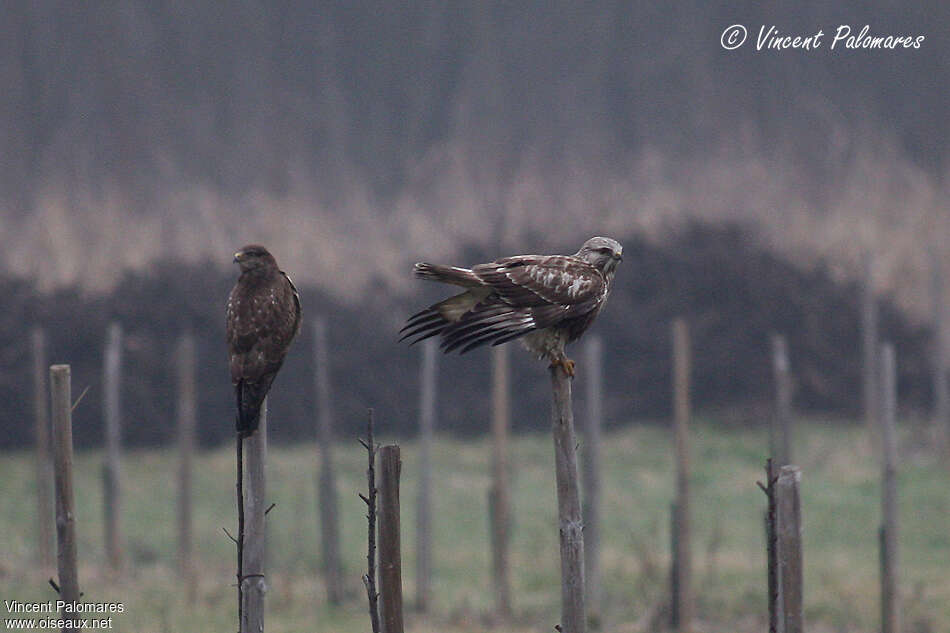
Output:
[226, 245, 301, 436]
[401, 236, 622, 376]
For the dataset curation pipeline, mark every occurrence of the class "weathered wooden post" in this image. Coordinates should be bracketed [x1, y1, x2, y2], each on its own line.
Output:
[489, 343, 512, 617]
[240, 403, 267, 633]
[670, 318, 692, 632]
[879, 343, 901, 633]
[760, 459, 780, 633]
[50, 365, 80, 633]
[360, 410, 381, 633]
[862, 253, 880, 437]
[32, 327, 54, 567]
[313, 318, 343, 605]
[930, 248, 949, 456]
[175, 332, 197, 601]
[770, 334, 793, 467]
[415, 339, 436, 611]
[378, 445, 404, 633]
[582, 335, 603, 620]
[776, 465, 803, 633]
[550, 362, 586, 633]
[102, 321, 124, 571]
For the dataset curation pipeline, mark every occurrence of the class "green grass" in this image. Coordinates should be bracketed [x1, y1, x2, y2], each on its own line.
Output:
[1, 419, 948, 632]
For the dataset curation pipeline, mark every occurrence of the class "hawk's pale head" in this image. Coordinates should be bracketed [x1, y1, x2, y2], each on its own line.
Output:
[576, 236, 623, 279]
[233, 244, 279, 274]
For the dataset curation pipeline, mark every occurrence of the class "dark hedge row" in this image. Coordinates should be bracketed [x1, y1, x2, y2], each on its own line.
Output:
[0, 223, 933, 449]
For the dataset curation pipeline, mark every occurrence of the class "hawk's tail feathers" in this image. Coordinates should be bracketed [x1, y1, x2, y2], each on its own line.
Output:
[236, 377, 275, 437]
[413, 263, 480, 287]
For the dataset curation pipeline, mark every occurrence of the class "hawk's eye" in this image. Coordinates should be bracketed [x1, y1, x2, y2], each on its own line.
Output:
[598, 247, 611, 254]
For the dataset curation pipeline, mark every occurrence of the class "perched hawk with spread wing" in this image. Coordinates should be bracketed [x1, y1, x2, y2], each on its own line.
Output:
[400, 237, 622, 376]
[226, 245, 301, 436]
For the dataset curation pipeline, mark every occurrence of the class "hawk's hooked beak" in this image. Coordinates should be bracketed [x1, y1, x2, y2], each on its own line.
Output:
[233, 251, 244, 263]
[614, 253, 623, 262]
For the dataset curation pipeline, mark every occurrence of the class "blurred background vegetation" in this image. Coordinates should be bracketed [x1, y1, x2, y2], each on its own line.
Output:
[0, 222, 934, 449]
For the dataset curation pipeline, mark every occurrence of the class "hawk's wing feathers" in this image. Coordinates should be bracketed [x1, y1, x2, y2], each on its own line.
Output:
[474, 255, 606, 317]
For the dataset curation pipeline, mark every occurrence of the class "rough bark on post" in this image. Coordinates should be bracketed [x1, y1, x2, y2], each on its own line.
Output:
[313, 318, 343, 605]
[378, 445, 404, 633]
[360, 410, 381, 633]
[582, 335, 603, 619]
[415, 339, 436, 611]
[776, 465, 803, 633]
[762, 459, 780, 633]
[879, 343, 901, 633]
[50, 365, 80, 633]
[671, 318, 692, 632]
[32, 327, 53, 567]
[550, 364, 586, 633]
[862, 253, 880, 437]
[175, 332, 197, 601]
[241, 402, 267, 633]
[489, 343, 512, 617]
[102, 322, 124, 571]
[930, 248, 949, 457]
[770, 334, 793, 467]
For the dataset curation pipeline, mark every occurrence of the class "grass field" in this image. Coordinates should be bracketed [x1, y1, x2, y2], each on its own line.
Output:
[2, 418, 949, 632]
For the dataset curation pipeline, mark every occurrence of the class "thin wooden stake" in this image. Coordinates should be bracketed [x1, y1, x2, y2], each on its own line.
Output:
[490, 343, 512, 617]
[761, 459, 780, 633]
[313, 318, 343, 605]
[862, 253, 880, 436]
[776, 465, 803, 633]
[175, 332, 197, 602]
[102, 322, 123, 571]
[361, 410, 381, 633]
[32, 327, 53, 567]
[582, 336, 603, 620]
[550, 363, 586, 633]
[880, 343, 901, 633]
[671, 318, 692, 632]
[770, 334, 793, 467]
[930, 248, 949, 457]
[51, 364, 80, 633]
[241, 402, 267, 633]
[415, 339, 436, 611]
[378, 445, 404, 633]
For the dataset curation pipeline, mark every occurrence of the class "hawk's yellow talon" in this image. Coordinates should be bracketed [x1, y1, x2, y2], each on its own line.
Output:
[550, 357, 576, 378]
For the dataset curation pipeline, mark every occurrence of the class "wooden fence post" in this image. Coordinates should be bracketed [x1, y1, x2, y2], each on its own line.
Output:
[32, 327, 54, 567]
[930, 248, 949, 456]
[102, 322, 124, 571]
[50, 365, 80, 633]
[415, 339, 436, 611]
[776, 465, 803, 633]
[671, 318, 692, 632]
[175, 332, 197, 601]
[770, 334, 793, 467]
[360, 410, 381, 633]
[761, 459, 780, 633]
[879, 343, 901, 633]
[378, 445, 404, 633]
[489, 343, 512, 617]
[313, 318, 343, 605]
[550, 363, 586, 633]
[862, 253, 880, 437]
[582, 335, 603, 620]
[241, 402, 267, 633]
